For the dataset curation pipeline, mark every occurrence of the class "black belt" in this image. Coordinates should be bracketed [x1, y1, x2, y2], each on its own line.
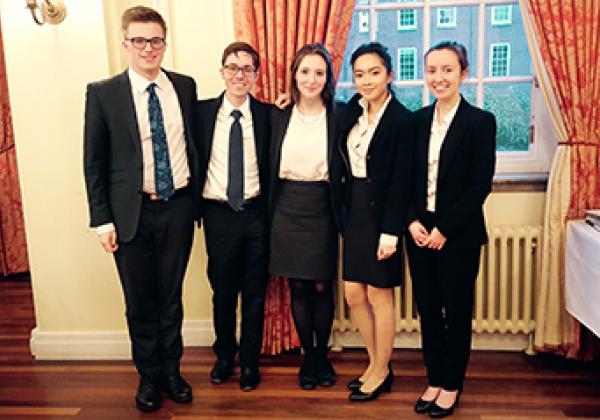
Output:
[205, 196, 260, 211]
[144, 186, 190, 202]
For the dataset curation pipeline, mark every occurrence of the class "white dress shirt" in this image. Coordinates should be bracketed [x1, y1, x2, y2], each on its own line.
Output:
[427, 99, 460, 212]
[279, 106, 328, 181]
[202, 95, 260, 201]
[96, 68, 189, 235]
[347, 94, 396, 247]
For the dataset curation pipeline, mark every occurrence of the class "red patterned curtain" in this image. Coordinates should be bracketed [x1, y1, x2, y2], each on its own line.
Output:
[233, 0, 355, 354]
[526, 0, 600, 359]
[0, 22, 29, 276]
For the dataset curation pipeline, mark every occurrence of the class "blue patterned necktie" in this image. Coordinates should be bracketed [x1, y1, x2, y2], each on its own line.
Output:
[147, 83, 174, 201]
[227, 109, 244, 211]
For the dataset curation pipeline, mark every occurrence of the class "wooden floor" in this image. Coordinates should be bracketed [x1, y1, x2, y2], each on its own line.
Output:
[1, 279, 600, 419]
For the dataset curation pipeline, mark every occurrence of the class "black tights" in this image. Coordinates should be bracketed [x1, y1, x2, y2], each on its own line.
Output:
[288, 278, 334, 357]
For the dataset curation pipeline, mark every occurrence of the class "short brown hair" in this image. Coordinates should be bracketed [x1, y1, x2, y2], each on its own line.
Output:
[221, 42, 260, 71]
[290, 43, 336, 106]
[121, 6, 167, 37]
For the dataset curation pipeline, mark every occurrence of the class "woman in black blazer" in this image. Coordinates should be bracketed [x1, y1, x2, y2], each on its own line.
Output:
[268, 43, 345, 390]
[339, 43, 413, 402]
[406, 41, 496, 418]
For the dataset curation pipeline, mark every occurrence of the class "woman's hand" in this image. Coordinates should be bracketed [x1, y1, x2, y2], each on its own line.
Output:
[274, 93, 290, 109]
[409, 220, 429, 247]
[377, 243, 397, 260]
[423, 227, 447, 251]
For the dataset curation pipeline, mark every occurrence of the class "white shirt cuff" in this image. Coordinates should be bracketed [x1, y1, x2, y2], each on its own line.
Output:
[379, 233, 398, 247]
[95, 223, 115, 235]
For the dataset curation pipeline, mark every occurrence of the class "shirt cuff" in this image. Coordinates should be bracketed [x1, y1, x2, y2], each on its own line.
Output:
[379, 233, 398, 247]
[95, 223, 115, 235]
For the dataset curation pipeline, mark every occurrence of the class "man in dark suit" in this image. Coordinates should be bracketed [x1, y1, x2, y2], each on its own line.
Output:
[83, 6, 197, 413]
[191, 42, 270, 391]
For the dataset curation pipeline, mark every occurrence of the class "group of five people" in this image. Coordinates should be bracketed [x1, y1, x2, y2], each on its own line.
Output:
[83, 6, 496, 417]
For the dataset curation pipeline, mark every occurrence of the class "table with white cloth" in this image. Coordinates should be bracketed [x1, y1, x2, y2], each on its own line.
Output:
[565, 219, 600, 338]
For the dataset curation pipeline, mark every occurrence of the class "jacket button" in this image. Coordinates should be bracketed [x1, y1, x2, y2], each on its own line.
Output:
[366, 155, 371, 160]
[370, 201, 375, 207]
[341, 176, 346, 183]
[367, 177, 372, 183]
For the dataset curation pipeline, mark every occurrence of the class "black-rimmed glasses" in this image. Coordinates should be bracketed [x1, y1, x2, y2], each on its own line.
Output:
[125, 37, 166, 50]
[223, 63, 256, 77]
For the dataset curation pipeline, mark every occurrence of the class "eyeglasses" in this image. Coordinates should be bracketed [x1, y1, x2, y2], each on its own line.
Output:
[223, 63, 256, 77]
[125, 37, 166, 50]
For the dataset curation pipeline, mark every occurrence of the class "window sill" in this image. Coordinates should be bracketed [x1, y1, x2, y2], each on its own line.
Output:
[492, 173, 548, 192]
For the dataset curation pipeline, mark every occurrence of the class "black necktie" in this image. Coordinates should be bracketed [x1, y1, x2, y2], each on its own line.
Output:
[227, 109, 244, 211]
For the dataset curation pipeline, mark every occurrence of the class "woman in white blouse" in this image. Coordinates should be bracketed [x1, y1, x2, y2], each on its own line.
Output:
[267, 43, 345, 390]
[338, 43, 414, 402]
[406, 41, 496, 418]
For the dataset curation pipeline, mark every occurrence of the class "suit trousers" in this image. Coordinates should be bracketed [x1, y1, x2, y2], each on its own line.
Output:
[203, 199, 268, 367]
[407, 238, 481, 391]
[113, 192, 195, 379]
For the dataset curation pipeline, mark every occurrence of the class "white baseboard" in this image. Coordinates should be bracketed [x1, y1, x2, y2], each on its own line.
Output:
[29, 320, 216, 360]
[30, 321, 533, 360]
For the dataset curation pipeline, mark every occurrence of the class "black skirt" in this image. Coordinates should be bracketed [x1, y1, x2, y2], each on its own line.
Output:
[269, 180, 337, 280]
[343, 178, 402, 288]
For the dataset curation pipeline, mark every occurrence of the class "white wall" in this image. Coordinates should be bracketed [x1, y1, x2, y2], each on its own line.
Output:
[1, 0, 546, 359]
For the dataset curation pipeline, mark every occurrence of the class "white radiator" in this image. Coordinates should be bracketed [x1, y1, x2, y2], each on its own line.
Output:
[333, 226, 540, 353]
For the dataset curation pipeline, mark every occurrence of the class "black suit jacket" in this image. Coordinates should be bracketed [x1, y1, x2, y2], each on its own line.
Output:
[191, 93, 272, 219]
[83, 69, 199, 242]
[338, 93, 414, 237]
[268, 104, 345, 231]
[406, 96, 496, 250]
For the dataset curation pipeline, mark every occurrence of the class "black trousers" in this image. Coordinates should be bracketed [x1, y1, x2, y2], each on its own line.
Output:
[113, 192, 195, 379]
[203, 199, 268, 367]
[407, 238, 481, 391]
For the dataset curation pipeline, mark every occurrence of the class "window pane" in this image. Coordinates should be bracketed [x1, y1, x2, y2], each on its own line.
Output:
[339, 8, 373, 83]
[335, 86, 358, 103]
[490, 43, 510, 77]
[398, 47, 417, 80]
[484, 82, 531, 152]
[377, 9, 423, 79]
[393, 86, 423, 112]
[485, 2, 530, 77]
[430, 6, 478, 62]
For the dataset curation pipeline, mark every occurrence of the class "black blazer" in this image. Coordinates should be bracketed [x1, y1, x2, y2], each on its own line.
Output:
[83, 69, 199, 242]
[338, 93, 414, 237]
[191, 93, 272, 218]
[406, 96, 496, 250]
[268, 104, 345, 231]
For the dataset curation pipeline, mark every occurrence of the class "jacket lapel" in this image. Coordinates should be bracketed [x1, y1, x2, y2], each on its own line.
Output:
[202, 93, 224, 162]
[116, 71, 142, 160]
[249, 95, 265, 166]
[437, 97, 469, 180]
[272, 106, 293, 176]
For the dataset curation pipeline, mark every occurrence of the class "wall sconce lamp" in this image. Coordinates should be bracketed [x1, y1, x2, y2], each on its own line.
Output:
[26, 0, 67, 25]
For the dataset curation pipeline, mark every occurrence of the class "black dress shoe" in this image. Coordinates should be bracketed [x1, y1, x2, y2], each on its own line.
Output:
[347, 377, 363, 391]
[210, 359, 233, 384]
[239, 366, 260, 391]
[135, 376, 161, 413]
[298, 354, 317, 390]
[348, 369, 393, 402]
[162, 374, 193, 403]
[317, 355, 336, 387]
[428, 390, 461, 418]
[414, 397, 436, 414]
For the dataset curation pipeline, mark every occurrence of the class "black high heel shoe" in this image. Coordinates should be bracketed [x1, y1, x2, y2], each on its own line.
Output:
[414, 387, 441, 414]
[347, 361, 393, 391]
[428, 389, 461, 418]
[348, 369, 393, 402]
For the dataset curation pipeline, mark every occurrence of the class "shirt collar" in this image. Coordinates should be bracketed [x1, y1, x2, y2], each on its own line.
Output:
[433, 96, 461, 127]
[357, 93, 392, 130]
[128, 67, 168, 95]
[222, 94, 251, 119]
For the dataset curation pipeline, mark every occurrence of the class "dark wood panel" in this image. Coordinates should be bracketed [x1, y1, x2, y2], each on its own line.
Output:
[0, 279, 599, 419]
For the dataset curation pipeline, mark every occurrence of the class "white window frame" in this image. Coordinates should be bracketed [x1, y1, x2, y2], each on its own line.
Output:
[491, 5, 512, 26]
[337, 1, 548, 174]
[489, 42, 511, 77]
[397, 9, 417, 31]
[358, 10, 369, 33]
[436, 7, 457, 28]
[397, 47, 417, 81]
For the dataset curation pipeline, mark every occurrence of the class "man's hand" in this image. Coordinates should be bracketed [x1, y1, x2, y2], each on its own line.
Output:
[274, 93, 290, 109]
[98, 231, 118, 253]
